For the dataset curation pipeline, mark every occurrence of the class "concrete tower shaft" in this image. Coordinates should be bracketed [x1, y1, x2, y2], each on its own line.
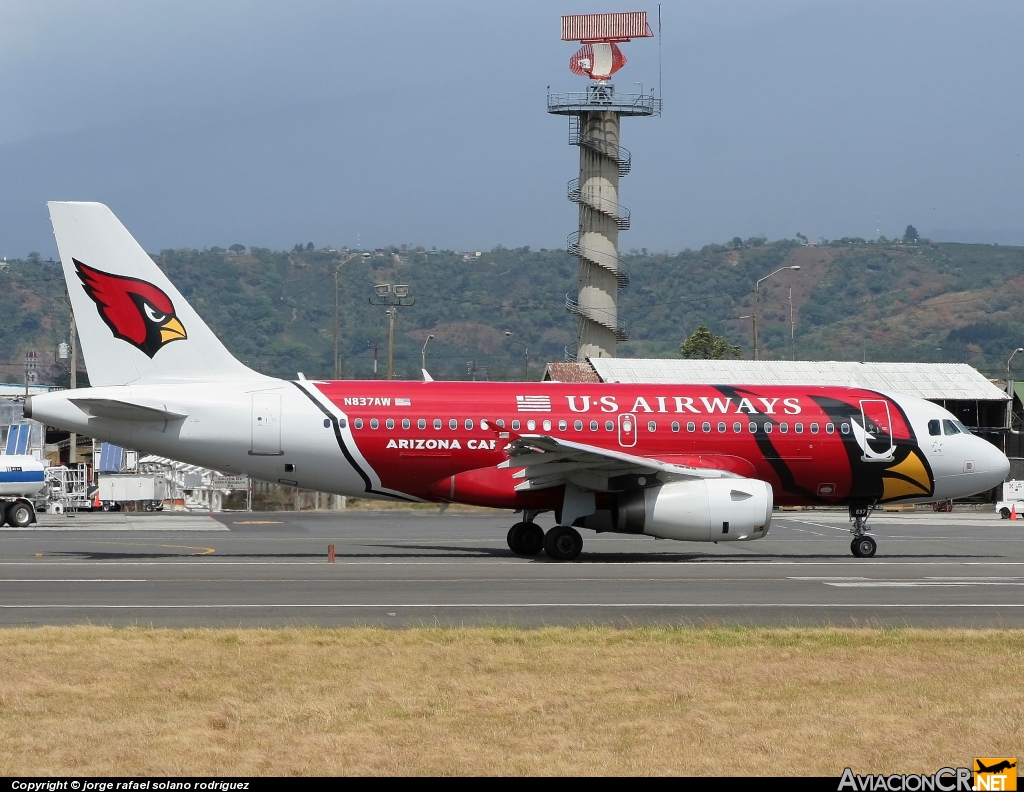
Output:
[574, 111, 623, 359]
[549, 84, 658, 362]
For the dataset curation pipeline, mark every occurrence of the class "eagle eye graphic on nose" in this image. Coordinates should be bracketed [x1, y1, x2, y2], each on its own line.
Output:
[74, 259, 188, 358]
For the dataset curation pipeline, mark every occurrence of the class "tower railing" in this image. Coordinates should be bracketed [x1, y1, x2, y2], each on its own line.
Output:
[568, 116, 631, 176]
[567, 178, 630, 230]
[567, 232, 628, 288]
[565, 294, 628, 341]
[547, 89, 661, 117]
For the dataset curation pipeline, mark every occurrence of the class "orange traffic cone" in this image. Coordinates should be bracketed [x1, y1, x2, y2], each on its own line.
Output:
[93, 491, 101, 510]
[1011, 504, 1018, 521]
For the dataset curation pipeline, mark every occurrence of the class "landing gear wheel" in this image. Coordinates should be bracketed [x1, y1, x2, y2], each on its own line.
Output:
[851, 535, 876, 558]
[544, 525, 583, 561]
[6, 501, 33, 528]
[506, 522, 544, 556]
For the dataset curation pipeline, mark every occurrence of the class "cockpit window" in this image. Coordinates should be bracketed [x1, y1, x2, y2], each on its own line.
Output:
[942, 419, 961, 436]
[928, 419, 941, 436]
[954, 420, 972, 434]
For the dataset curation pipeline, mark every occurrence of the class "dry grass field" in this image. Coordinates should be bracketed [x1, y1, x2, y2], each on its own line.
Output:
[0, 626, 1022, 776]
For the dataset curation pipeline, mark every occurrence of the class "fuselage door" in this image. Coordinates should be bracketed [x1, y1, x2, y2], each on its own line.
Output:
[618, 412, 637, 448]
[854, 399, 896, 462]
[251, 392, 283, 456]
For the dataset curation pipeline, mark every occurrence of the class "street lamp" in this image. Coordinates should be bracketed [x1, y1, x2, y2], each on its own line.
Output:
[370, 284, 415, 380]
[753, 265, 800, 361]
[332, 253, 358, 379]
[421, 334, 435, 373]
[505, 331, 529, 381]
[737, 315, 753, 355]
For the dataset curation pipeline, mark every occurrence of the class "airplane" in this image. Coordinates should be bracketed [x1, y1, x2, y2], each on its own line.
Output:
[24, 202, 1010, 559]
[975, 760, 1016, 775]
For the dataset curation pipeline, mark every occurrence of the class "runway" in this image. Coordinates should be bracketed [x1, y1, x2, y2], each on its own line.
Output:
[1, 508, 1023, 627]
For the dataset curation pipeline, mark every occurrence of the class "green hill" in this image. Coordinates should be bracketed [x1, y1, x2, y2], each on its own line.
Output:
[2, 237, 1022, 385]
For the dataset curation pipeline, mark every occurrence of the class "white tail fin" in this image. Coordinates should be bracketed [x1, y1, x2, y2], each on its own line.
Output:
[48, 201, 261, 386]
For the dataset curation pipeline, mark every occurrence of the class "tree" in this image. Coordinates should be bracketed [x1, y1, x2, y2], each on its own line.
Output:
[229, 244, 246, 253]
[903, 225, 919, 243]
[680, 324, 742, 359]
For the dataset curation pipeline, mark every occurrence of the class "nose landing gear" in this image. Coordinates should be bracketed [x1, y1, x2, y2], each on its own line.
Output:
[849, 504, 877, 558]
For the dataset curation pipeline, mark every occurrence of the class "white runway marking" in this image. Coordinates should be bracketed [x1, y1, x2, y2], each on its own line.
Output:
[825, 581, 1024, 587]
[8, 516, 227, 532]
[0, 602, 1023, 609]
[5, 560, 1024, 567]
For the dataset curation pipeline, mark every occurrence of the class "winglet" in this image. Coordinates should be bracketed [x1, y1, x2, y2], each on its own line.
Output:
[422, 369, 434, 382]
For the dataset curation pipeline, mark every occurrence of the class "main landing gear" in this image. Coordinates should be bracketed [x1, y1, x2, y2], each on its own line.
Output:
[506, 516, 583, 561]
[849, 504, 877, 558]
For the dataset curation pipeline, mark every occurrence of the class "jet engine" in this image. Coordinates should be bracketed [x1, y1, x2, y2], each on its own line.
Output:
[578, 478, 773, 542]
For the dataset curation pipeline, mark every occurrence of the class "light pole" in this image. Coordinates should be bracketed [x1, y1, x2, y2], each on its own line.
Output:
[753, 265, 800, 361]
[332, 253, 358, 379]
[738, 315, 753, 356]
[421, 334, 434, 373]
[505, 332, 529, 381]
[1007, 347, 1024, 431]
[370, 284, 415, 380]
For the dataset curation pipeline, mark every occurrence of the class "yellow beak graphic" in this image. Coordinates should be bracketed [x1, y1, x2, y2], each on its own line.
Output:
[159, 316, 187, 343]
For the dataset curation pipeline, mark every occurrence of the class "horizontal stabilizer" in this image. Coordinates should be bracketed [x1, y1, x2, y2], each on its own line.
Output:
[69, 398, 188, 422]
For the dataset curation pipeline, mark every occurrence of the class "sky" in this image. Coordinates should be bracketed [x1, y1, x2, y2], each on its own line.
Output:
[1, 0, 1022, 257]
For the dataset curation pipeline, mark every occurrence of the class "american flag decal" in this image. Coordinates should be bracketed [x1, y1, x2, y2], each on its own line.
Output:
[516, 395, 552, 412]
[395, 398, 411, 406]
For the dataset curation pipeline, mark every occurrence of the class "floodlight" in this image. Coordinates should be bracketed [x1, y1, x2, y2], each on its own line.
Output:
[394, 284, 410, 298]
[374, 284, 391, 297]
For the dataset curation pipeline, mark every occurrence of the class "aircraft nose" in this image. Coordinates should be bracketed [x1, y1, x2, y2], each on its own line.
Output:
[976, 437, 1010, 488]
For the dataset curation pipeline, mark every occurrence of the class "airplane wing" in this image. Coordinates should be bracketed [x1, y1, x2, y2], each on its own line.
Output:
[499, 434, 739, 492]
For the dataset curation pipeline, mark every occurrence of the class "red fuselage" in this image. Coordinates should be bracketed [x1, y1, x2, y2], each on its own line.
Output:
[314, 381, 936, 509]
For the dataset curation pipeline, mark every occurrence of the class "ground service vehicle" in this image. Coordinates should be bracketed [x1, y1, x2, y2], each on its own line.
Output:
[0, 454, 44, 527]
[25, 202, 1010, 558]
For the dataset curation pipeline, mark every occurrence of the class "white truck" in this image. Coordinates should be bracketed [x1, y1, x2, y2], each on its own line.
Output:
[996, 480, 1024, 519]
[0, 454, 44, 527]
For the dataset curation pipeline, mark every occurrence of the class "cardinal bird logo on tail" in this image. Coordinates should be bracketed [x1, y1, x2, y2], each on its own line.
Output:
[74, 259, 187, 358]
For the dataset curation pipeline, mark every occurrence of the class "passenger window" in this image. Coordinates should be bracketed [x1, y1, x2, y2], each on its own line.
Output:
[764, 422, 773, 433]
[795, 423, 804, 434]
[687, 422, 696, 433]
[717, 422, 726, 433]
[590, 420, 598, 431]
[826, 423, 835, 434]
[354, 418, 363, 429]
[434, 419, 442, 430]
[943, 419, 961, 436]
[671, 421, 680, 432]
[385, 418, 395, 430]
[449, 419, 458, 430]
[779, 422, 788, 433]
[733, 422, 741, 433]
[840, 423, 850, 434]
[702, 422, 711, 433]
[558, 420, 567, 431]
[465, 419, 473, 430]
[402, 418, 410, 430]
[648, 421, 657, 432]
[928, 419, 941, 436]
[810, 423, 819, 434]
[496, 419, 505, 428]
[480, 419, 489, 430]
[528, 420, 537, 431]
[543, 420, 552, 431]
[574, 420, 583, 431]
[370, 418, 379, 430]
[605, 420, 614, 431]
[512, 420, 520, 431]
[748, 422, 757, 433]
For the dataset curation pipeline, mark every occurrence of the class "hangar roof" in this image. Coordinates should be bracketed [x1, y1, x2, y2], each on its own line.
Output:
[584, 359, 1009, 402]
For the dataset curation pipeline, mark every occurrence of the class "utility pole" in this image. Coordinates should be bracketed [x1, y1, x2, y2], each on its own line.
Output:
[504, 331, 530, 381]
[789, 286, 795, 361]
[753, 265, 801, 361]
[421, 334, 435, 373]
[386, 307, 397, 380]
[370, 284, 414, 381]
[70, 307, 78, 463]
[332, 253, 358, 379]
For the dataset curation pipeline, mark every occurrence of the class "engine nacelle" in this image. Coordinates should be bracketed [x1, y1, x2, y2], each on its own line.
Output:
[579, 478, 773, 542]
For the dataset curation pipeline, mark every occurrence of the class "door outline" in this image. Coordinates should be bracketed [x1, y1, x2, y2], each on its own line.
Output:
[853, 399, 895, 462]
[618, 412, 637, 448]
[250, 392, 283, 456]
